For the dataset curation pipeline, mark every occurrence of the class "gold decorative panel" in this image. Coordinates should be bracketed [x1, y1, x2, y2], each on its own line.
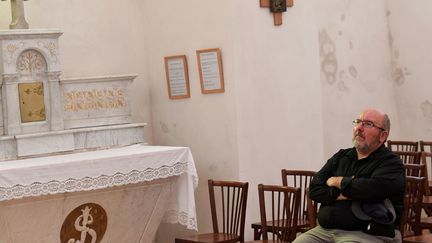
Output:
[64, 88, 126, 112]
[18, 82, 46, 123]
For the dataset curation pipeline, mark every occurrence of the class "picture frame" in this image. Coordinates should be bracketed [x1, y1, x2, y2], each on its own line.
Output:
[164, 55, 191, 99]
[196, 48, 225, 94]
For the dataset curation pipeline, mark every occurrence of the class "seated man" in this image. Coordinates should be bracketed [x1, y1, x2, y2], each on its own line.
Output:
[293, 108, 405, 243]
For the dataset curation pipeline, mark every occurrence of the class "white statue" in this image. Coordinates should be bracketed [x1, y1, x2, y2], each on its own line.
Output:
[2, 0, 29, 29]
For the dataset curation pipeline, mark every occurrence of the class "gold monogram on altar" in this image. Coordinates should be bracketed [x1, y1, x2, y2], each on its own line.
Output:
[60, 203, 107, 243]
[18, 82, 46, 122]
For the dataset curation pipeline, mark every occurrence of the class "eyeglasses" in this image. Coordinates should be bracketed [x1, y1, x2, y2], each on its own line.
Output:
[352, 119, 385, 131]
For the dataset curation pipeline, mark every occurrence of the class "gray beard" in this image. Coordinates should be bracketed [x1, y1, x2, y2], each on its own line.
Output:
[354, 142, 370, 153]
[353, 139, 380, 155]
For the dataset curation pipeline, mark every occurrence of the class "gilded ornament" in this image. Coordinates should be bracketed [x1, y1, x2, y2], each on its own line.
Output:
[18, 82, 46, 122]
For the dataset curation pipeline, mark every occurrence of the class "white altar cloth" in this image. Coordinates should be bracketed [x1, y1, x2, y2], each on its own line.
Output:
[0, 144, 198, 230]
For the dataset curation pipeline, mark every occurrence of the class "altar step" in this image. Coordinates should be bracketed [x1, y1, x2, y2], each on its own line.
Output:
[0, 123, 146, 160]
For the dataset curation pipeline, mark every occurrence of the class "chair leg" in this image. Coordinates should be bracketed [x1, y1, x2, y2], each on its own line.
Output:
[424, 205, 432, 216]
[253, 228, 261, 240]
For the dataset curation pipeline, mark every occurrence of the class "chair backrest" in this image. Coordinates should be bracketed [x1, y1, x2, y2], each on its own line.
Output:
[403, 163, 430, 197]
[258, 184, 300, 242]
[400, 176, 424, 237]
[208, 179, 248, 241]
[421, 151, 432, 196]
[420, 140, 432, 152]
[281, 169, 316, 226]
[387, 140, 419, 152]
[306, 187, 318, 228]
[393, 151, 421, 165]
[404, 163, 426, 177]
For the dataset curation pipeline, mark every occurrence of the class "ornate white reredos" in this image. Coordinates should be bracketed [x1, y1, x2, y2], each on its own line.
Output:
[0, 29, 146, 160]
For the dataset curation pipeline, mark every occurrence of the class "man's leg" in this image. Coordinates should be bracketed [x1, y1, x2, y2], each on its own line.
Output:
[334, 229, 402, 243]
[292, 225, 334, 243]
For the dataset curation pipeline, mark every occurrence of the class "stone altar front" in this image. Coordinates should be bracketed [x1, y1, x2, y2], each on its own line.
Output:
[0, 145, 198, 242]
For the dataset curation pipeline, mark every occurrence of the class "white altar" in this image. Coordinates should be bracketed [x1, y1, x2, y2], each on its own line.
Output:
[0, 144, 198, 243]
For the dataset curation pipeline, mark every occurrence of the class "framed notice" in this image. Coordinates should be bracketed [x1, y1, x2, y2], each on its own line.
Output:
[196, 48, 225, 94]
[164, 55, 191, 99]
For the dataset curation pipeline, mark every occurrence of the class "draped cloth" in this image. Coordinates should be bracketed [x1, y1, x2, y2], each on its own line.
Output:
[0, 144, 198, 230]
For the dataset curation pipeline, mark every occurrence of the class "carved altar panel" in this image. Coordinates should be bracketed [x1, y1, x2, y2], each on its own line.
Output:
[17, 49, 47, 76]
[61, 75, 135, 129]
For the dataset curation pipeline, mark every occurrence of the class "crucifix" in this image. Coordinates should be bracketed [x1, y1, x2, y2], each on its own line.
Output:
[260, 0, 294, 26]
[1, 0, 29, 29]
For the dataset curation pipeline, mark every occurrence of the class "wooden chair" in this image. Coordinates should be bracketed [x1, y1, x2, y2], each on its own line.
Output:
[394, 151, 422, 165]
[404, 158, 432, 239]
[420, 141, 432, 189]
[416, 152, 432, 217]
[175, 180, 249, 243]
[306, 187, 318, 228]
[419, 146, 432, 194]
[404, 163, 427, 177]
[401, 176, 432, 243]
[403, 162, 432, 216]
[420, 141, 432, 152]
[401, 176, 425, 242]
[403, 232, 432, 242]
[251, 170, 316, 240]
[387, 140, 419, 152]
[281, 170, 316, 233]
[416, 152, 432, 232]
[245, 184, 301, 243]
[398, 152, 432, 218]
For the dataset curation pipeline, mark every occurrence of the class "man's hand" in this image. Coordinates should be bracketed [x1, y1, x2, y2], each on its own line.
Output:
[336, 194, 348, 200]
[327, 176, 349, 200]
[326, 176, 343, 189]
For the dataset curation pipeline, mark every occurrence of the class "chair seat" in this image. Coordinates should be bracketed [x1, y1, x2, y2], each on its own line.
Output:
[251, 218, 309, 230]
[244, 241, 283, 243]
[423, 195, 432, 205]
[252, 218, 309, 228]
[175, 233, 240, 243]
[402, 229, 416, 239]
[418, 216, 432, 230]
[403, 233, 432, 243]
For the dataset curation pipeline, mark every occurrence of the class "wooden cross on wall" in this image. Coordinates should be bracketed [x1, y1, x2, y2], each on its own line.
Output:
[260, 0, 294, 26]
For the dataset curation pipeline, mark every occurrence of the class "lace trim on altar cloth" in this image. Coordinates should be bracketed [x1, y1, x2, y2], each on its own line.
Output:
[0, 162, 191, 202]
[163, 209, 198, 230]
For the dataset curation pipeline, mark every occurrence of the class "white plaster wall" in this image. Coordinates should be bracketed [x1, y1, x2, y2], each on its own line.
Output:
[233, 1, 325, 239]
[0, 0, 152, 143]
[387, 0, 432, 141]
[316, 0, 400, 157]
[142, 1, 240, 242]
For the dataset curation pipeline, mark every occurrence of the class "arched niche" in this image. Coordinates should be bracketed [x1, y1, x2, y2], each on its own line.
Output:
[16, 49, 48, 124]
